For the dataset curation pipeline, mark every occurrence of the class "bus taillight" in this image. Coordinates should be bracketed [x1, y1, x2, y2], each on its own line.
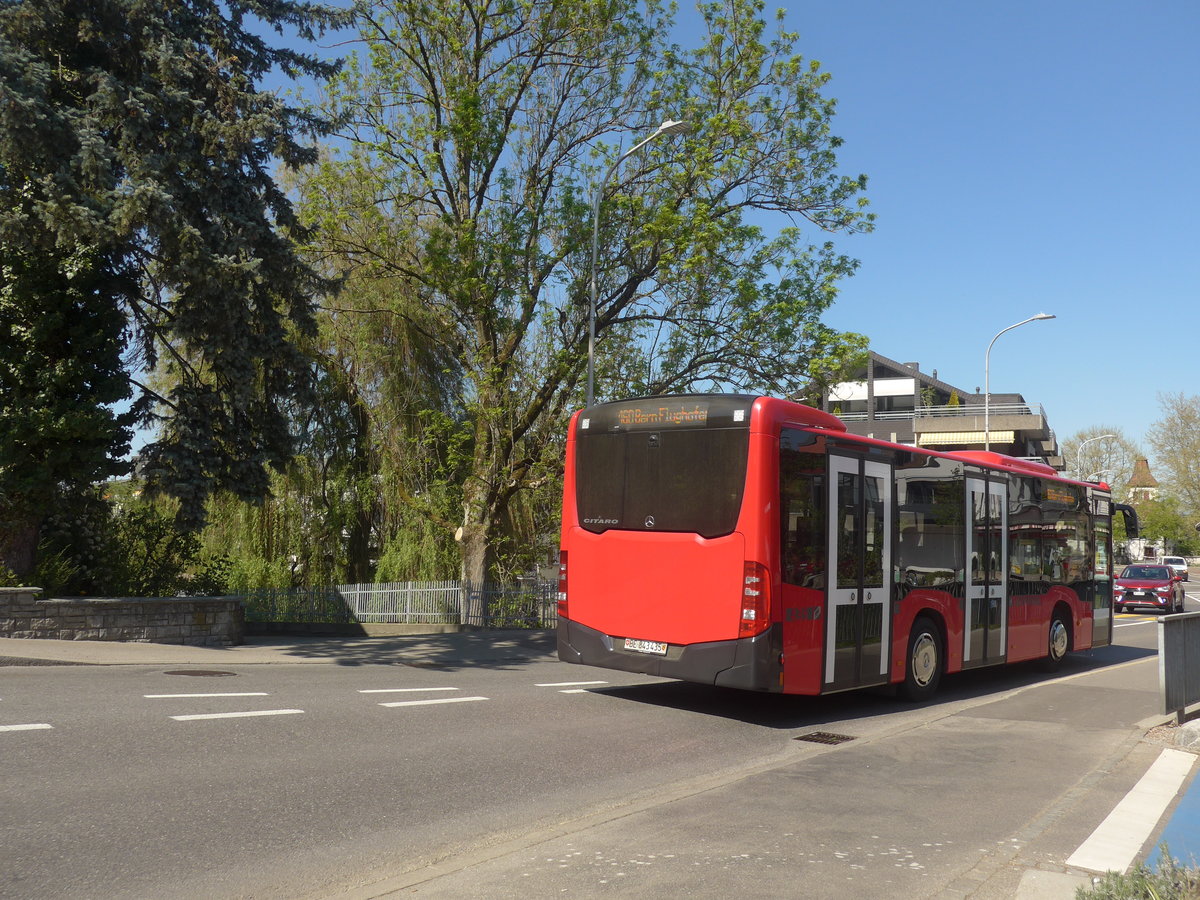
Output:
[740, 561, 770, 638]
[557, 551, 568, 619]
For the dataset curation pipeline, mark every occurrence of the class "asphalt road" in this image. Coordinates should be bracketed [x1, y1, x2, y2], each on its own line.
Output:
[0, 603, 1193, 900]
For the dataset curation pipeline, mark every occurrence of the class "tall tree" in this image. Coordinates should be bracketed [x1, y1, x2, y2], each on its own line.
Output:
[302, 0, 873, 592]
[0, 244, 136, 574]
[1060, 426, 1141, 491]
[1133, 495, 1199, 556]
[1147, 392, 1200, 517]
[0, 0, 343, 576]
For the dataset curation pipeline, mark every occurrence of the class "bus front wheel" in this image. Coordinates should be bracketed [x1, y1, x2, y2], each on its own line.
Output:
[1041, 612, 1070, 672]
[900, 616, 942, 702]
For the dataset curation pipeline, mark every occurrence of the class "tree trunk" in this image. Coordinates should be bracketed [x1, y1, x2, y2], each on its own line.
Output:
[345, 505, 373, 585]
[459, 484, 493, 628]
[0, 514, 41, 582]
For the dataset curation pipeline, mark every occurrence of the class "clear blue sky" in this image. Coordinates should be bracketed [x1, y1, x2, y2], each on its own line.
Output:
[278, 0, 1196, 453]
[742, 0, 1199, 452]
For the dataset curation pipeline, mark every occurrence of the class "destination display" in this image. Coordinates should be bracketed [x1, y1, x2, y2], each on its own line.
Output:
[615, 401, 709, 428]
[577, 395, 758, 434]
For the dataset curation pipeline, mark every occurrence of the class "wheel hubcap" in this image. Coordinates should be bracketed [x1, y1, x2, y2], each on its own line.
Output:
[911, 633, 937, 686]
[1049, 620, 1068, 659]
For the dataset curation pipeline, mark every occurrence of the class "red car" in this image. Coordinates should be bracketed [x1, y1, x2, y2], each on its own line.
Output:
[1114, 564, 1185, 614]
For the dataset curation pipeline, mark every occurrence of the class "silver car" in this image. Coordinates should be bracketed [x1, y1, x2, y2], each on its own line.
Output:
[1162, 555, 1189, 582]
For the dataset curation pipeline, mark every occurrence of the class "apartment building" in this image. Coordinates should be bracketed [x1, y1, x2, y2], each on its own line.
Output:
[820, 351, 1064, 469]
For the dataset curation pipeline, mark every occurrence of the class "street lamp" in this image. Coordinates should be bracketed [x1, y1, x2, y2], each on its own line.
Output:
[587, 118, 691, 408]
[984, 313, 1056, 451]
[1075, 433, 1116, 478]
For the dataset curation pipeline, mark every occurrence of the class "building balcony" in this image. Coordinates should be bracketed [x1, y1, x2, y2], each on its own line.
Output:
[912, 401, 1051, 440]
[832, 402, 1062, 468]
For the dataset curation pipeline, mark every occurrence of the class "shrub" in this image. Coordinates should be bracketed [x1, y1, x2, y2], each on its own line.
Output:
[1076, 848, 1200, 899]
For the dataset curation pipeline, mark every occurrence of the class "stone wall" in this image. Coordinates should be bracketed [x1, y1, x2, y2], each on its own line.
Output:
[0, 587, 244, 647]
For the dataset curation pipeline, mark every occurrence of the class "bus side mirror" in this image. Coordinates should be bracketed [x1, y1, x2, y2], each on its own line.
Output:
[1113, 503, 1139, 538]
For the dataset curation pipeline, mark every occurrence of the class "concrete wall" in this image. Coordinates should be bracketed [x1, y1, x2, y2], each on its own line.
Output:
[0, 587, 243, 647]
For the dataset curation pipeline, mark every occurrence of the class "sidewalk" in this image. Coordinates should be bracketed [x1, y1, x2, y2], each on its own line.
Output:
[0, 629, 559, 669]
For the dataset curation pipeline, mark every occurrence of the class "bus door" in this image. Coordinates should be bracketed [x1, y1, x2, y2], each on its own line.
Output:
[825, 455, 893, 690]
[964, 477, 1007, 667]
[1091, 495, 1113, 648]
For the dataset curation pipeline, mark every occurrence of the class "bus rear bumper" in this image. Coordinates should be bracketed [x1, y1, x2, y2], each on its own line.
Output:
[557, 619, 781, 692]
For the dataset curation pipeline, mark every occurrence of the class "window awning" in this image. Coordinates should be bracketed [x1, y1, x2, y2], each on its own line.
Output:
[917, 430, 1014, 446]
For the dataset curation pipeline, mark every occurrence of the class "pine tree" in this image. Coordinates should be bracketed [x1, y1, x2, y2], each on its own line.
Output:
[0, 0, 344, 575]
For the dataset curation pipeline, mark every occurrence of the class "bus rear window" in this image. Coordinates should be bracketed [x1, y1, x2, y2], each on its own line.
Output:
[575, 427, 750, 538]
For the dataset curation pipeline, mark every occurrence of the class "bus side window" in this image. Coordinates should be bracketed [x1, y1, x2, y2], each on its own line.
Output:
[895, 457, 964, 591]
[1008, 476, 1042, 585]
[780, 429, 825, 588]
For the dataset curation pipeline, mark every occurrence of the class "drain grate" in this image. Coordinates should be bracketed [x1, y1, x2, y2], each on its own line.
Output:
[794, 731, 856, 745]
[163, 670, 238, 677]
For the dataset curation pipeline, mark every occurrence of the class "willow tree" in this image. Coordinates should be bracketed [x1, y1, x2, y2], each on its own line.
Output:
[302, 0, 873, 592]
[0, 0, 342, 576]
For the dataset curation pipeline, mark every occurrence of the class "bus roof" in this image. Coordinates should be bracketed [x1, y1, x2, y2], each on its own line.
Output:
[749, 396, 1101, 491]
[579, 394, 1102, 492]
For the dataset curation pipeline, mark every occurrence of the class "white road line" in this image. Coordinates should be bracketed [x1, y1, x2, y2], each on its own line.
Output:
[358, 687, 460, 694]
[535, 681, 609, 687]
[559, 689, 592, 694]
[170, 709, 305, 722]
[378, 696, 488, 708]
[1066, 748, 1197, 873]
[0, 723, 53, 732]
[144, 692, 269, 698]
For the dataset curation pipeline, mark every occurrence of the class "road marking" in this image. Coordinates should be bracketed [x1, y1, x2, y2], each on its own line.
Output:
[378, 696, 488, 708]
[1066, 748, 1196, 873]
[0, 723, 53, 732]
[145, 692, 269, 698]
[170, 709, 305, 721]
[535, 681, 609, 687]
[558, 689, 593, 694]
[358, 687, 460, 694]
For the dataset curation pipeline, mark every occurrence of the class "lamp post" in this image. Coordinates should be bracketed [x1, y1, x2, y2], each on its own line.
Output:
[587, 118, 691, 409]
[984, 313, 1056, 451]
[1075, 433, 1116, 479]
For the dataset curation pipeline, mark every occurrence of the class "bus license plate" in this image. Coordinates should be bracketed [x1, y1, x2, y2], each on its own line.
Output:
[625, 638, 667, 655]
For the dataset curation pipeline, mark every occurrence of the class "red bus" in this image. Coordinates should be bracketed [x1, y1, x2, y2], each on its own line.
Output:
[556, 394, 1124, 700]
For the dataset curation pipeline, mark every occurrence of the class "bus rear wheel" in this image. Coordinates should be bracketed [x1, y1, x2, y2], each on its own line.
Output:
[900, 616, 942, 702]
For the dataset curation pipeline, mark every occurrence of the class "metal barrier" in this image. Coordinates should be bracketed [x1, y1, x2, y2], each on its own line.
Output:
[237, 581, 558, 630]
[339, 581, 461, 623]
[1159, 610, 1200, 725]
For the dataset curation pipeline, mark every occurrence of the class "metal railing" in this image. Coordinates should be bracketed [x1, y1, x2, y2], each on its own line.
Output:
[339, 581, 461, 623]
[1160, 610, 1200, 725]
[240, 587, 355, 625]
[833, 402, 1048, 423]
[835, 411, 912, 422]
[237, 580, 558, 630]
[917, 402, 1047, 419]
